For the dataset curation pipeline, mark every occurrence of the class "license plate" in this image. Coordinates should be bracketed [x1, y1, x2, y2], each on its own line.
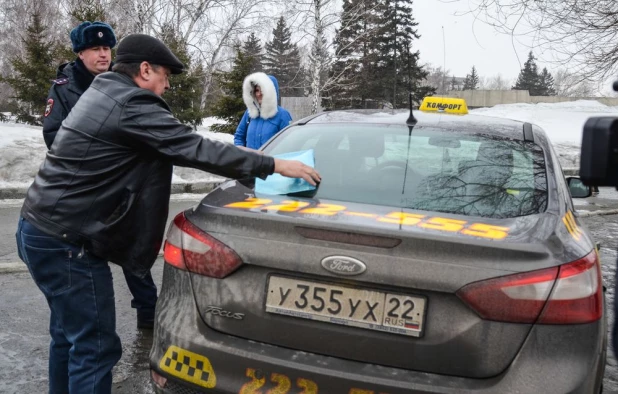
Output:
[265, 276, 426, 337]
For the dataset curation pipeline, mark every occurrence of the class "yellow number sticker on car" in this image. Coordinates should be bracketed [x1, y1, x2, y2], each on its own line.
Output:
[300, 203, 347, 216]
[297, 378, 318, 394]
[418, 217, 466, 232]
[239, 369, 318, 394]
[159, 346, 216, 388]
[460, 223, 509, 240]
[226, 198, 273, 209]
[344, 212, 379, 218]
[268, 373, 292, 394]
[265, 200, 311, 212]
[239, 368, 265, 393]
[378, 212, 426, 226]
[224, 198, 512, 240]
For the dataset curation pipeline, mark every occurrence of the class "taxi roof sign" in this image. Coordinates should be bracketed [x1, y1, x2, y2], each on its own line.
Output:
[420, 97, 468, 115]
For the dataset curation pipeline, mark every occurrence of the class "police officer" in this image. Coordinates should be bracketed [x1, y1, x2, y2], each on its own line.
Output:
[17, 33, 320, 393]
[42, 21, 159, 329]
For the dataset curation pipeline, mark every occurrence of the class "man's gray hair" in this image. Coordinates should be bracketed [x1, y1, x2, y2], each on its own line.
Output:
[112, 62, 161, 77]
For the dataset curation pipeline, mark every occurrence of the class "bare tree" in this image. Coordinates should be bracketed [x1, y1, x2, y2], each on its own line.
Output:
[466, 0, 618, 80]
[481, 74, 512, 90]
[0, 0, 66, 73]
[552, 69, 601, 97]
[105, 0, 276, 110]
[0, 0, 279, 113]
[287, 0, 380, 113]
[422, 65, 451, 94]
[193, 0, 275, 109]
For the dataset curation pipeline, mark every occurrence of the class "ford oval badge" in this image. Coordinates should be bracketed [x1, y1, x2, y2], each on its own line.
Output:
[321, 256, 366, 276]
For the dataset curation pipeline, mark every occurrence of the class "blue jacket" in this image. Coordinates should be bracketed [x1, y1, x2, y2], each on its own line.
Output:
[234, 74, 293, 149]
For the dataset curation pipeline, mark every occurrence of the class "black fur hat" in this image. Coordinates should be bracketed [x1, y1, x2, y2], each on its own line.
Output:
[70, 21, 117, 53]
[115, 34, 185, 74]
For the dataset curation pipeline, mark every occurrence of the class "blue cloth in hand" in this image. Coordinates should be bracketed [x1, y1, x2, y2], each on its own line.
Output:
[256, 149, 316, 195]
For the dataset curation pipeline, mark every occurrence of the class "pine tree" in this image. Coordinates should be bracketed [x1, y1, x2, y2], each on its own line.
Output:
[159, 24, 206, 128]
[55, 1, 115, 64]
[210, 44, 255, 134]
[243, 33, 263, 74]
[513, 52, 542, 95]
[69, 0, 107, 24]
[449, 76, 457, 91]
[1, 11, 58, 125]
[375, 0, 434, 107]
[329, 0, 380, 109]
[263, 17, 304, 97]
[538, 67, 557, 96]
[463, 66, 479, 90]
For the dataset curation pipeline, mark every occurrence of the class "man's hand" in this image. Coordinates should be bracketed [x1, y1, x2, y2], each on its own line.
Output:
[274, 158, 321, 186]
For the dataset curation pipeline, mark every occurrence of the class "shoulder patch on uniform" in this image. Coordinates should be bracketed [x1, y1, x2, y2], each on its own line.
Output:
[44, 99, 54, 117]
[53, 77, 69, 85]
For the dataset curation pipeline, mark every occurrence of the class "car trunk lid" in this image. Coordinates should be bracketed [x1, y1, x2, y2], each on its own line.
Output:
[179, 186, 571, 378]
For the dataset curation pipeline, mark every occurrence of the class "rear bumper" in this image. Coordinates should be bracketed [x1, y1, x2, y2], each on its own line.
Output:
[150, 265, 606, 394]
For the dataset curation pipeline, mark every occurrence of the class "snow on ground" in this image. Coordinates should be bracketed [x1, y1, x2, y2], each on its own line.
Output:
[173, 118, 232, 183]
[471, 100, 618, 169]
[1, 102, 618, 188]
[0, 117, 233, 188]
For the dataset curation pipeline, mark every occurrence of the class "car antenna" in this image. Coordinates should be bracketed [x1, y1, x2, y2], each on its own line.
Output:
[402, 92, 416, 196]
[406, 92, 417, 129]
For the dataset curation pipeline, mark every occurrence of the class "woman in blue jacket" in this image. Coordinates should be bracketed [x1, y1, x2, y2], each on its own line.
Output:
[234, 72, 293, 149]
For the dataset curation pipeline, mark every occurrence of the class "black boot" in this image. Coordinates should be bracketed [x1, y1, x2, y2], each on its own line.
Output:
[137, 309, 155, 329]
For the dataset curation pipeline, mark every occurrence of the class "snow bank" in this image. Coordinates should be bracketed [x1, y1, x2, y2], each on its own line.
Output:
[0, 118, 233, 188]
[471, 100, 618, 144]
[470, 100, 618, 169]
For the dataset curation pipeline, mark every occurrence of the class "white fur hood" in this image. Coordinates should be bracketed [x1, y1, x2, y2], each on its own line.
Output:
[242, 72, 279, 119]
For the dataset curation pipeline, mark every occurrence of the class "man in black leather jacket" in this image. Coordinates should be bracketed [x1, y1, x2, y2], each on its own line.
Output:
[16, 33, 320, 394]
[42, 21, 161, 330]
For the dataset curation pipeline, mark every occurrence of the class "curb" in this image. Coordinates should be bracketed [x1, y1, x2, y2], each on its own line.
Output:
[0, 251, 166, 275]
[0, 181, 224, 200]
[578, 209, 618, 218]
[0, 262, 29, 274]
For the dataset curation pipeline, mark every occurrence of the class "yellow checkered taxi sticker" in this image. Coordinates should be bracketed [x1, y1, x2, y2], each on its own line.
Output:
[159, 346, 217, 388]
[420, 96, 468, 114]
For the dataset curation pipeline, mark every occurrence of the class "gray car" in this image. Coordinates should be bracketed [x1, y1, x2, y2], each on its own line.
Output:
[150, 107, 606, 393]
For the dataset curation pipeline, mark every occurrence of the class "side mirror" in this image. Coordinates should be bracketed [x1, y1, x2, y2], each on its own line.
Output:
[567, 177, 591, 198]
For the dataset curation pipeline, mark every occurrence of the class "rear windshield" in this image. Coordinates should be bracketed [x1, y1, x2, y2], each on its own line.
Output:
[263, 124, 548, 218]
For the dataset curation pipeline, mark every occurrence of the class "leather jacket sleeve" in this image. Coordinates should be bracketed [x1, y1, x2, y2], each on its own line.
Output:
[121, 92, 275, 180]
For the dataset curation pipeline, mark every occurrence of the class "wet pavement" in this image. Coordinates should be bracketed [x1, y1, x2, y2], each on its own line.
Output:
[0, 198, 199, 394]
[2, 197, 618, 393]
[580, 214, 618, 393]
[0, 263, 162, 393]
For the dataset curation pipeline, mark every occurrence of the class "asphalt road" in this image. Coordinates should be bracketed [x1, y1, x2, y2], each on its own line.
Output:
[1, 199, 618, 393]
[0, 198, 199, 394]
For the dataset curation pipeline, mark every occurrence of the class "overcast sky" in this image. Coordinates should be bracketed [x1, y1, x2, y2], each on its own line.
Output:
[415, 0, 533, 83]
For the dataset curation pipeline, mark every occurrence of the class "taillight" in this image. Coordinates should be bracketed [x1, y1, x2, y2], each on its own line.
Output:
[151, 369, 167, 389]
[456, 250, 602, 324]
[163, 212, 243, 278]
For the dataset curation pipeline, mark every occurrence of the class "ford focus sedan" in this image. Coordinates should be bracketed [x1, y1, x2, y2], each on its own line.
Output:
[149, 99, 606, 393]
